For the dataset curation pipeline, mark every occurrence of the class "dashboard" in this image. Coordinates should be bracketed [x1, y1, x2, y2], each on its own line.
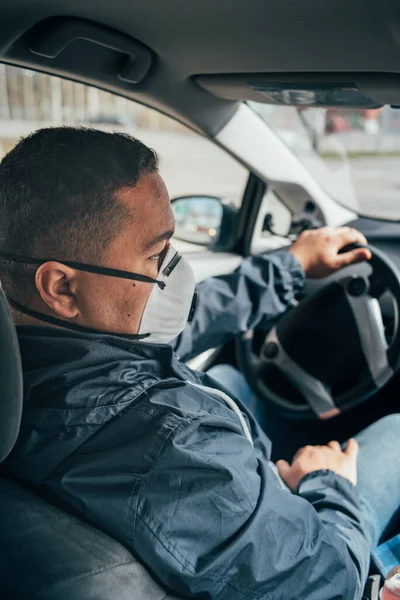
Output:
[349, 217, 400, 259]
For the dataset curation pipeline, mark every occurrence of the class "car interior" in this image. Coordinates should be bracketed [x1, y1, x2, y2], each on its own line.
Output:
[1, 1, 400, 598]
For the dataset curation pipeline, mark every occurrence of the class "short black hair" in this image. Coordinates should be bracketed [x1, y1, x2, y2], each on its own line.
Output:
[0, 127, 159, 300]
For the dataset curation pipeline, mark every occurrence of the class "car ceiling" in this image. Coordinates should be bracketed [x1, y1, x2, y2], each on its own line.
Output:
[1, 0, 400, 134]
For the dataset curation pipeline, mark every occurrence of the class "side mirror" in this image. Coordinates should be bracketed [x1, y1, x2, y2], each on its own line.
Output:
[171, 195, 224, 247]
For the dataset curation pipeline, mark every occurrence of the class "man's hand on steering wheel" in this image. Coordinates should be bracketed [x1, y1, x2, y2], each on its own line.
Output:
[290, 226, 372, 279]
[237, 227, 400, 419]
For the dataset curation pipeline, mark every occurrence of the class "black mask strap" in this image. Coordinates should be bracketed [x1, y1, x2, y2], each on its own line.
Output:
[0, 250, 166, 289]
[7, 297, 150, 340]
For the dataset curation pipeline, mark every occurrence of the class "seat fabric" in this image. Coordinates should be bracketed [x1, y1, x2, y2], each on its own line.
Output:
[0, 476, 180, 600]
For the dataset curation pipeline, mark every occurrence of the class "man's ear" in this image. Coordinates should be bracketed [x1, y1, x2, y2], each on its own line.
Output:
[35, 261, 79, 319]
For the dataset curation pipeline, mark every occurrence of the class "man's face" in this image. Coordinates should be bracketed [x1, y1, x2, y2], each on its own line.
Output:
[34, 172, 175, 335]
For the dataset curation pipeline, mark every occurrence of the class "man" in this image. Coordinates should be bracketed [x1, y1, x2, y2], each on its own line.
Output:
[0, 127, 399, 600]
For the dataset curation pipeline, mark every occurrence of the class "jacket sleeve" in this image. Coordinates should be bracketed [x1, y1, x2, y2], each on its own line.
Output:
[172, 249, 305, 362]
[135, 417, 370, 600]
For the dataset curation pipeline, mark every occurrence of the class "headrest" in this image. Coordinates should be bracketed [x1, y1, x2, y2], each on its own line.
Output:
[0, 285, 22, 462]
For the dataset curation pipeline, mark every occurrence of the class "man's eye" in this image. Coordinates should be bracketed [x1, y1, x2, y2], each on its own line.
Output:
[149, 247, 167, 263]
[149, 243, 170, 266]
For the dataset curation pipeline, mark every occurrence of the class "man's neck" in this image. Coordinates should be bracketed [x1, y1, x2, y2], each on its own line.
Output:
[11, 306, 60, 329]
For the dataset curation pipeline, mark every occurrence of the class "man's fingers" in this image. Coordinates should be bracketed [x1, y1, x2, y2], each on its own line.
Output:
[292, 445, 309, 461]
[335, 247, 371, 268]
[344, 438, 359, 458]
[335, 227, 368, 247]
[327, 440, 341, 452]
[276, 459, 290, 480]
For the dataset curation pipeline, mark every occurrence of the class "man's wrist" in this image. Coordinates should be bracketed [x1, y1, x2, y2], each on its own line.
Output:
[296, 469, 356, 494]
[275, 248, 306, 288]
[289, 247, 309, 276]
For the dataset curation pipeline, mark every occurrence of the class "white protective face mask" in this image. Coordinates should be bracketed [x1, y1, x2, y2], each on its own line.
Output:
[138, 245, 197, 344]
[0, 246, 196, 342]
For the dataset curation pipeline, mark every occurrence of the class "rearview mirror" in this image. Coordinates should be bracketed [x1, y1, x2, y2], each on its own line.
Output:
[171, 195, 224, 247]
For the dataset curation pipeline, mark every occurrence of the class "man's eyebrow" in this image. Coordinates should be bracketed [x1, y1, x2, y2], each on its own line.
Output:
[143, 229, 175, 252]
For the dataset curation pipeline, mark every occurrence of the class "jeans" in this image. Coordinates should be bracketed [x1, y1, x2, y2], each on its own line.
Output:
[208, 364, 400, 550]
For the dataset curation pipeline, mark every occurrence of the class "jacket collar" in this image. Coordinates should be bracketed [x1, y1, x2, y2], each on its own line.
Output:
[16, 325, 192, 382]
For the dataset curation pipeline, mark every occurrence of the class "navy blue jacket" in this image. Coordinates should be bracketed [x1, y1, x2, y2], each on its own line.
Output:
[4, 250, 369, 599]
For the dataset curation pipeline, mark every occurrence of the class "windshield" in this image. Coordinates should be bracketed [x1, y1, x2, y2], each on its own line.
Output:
[250, 102, 400, 221]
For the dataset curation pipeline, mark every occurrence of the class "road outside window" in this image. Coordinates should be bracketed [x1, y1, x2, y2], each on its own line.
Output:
[251, 102, 400, 220]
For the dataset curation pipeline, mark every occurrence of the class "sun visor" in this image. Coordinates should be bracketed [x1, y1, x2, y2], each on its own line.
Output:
[195, 73, 400, 108]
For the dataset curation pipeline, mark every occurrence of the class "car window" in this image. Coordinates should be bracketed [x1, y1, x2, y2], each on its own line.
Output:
[250, 101, 400, 221]
[250, 190, 293, 255]
[0, 64, 249, 253]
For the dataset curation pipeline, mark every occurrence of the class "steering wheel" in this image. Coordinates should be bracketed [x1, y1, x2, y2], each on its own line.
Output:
[236, 244, 400, 420]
